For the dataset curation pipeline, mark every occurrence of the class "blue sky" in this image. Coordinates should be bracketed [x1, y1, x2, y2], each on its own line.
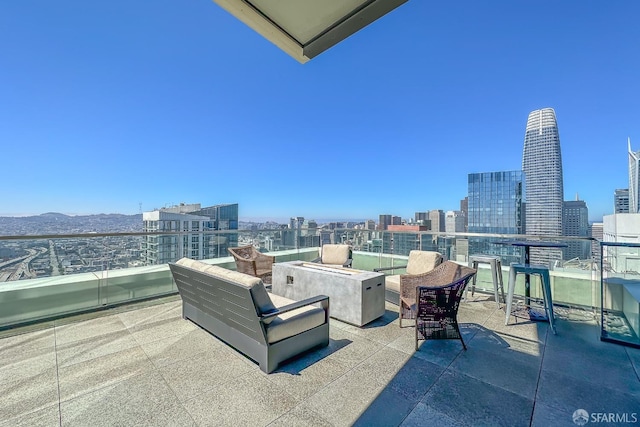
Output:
[1, 1, 638, 222]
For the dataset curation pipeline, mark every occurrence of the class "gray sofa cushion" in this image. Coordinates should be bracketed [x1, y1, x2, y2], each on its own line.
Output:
[266, 293, 326, 344]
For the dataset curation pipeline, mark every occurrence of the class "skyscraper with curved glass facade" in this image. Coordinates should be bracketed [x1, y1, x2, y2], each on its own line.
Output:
[522, 108, 564, 265]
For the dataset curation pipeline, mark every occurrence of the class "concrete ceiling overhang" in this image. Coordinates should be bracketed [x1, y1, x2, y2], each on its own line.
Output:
[212, 0, 409, 63]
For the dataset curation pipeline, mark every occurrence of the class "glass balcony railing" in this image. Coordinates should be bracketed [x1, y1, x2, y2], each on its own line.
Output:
[600, 242, 640, 347]
[0, 229, 601, 330]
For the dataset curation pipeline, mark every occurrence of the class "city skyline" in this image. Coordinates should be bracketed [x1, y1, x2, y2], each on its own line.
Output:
[2, 1, 639, 221]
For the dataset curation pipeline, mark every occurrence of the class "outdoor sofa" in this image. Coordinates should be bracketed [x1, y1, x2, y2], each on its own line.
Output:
[169, 258, 330, 373]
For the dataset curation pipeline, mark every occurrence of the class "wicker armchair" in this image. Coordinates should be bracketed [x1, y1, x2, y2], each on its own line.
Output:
[398, 261, 476, 350]
[374, 250, 443, 304]
[228, 245, 275, 285]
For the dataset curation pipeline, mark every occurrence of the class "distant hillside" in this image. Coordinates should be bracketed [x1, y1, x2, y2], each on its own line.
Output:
[0, 213, 143, 235]
[0, 212, 370, 236]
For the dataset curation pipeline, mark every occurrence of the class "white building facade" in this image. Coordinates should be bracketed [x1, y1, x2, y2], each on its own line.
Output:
[603, 213, 640, 243]
[445, 210, 465, 234]
[629, 138, 640, 213]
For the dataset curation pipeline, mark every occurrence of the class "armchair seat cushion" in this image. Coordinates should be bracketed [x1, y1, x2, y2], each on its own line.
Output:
[266, 294, 327, 344]
[385, 275, 400, 293]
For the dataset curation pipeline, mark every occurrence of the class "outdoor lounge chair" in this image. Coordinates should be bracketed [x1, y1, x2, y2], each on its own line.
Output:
[374, 250, 443, 305]
[397, 261, 476, 350]
[311, 244, 353, 268]
[228, 245, 275, 284]
[169, 258, 330, 373]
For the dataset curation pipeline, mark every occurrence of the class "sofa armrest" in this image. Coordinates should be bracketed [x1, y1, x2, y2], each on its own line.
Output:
[261, 295, 330, 322]
[373, 264, 407, 273]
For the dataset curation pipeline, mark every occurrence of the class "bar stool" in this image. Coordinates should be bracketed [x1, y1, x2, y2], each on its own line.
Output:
[465, 255, 505, 308]
[505, 263, 556, 334]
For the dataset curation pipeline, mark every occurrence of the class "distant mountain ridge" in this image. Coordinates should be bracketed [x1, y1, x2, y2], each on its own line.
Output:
[40, 212, 68, 218]
[0, 213, 143, 235]
[37, 212, 135, 218]
[0, 213, 369, 236]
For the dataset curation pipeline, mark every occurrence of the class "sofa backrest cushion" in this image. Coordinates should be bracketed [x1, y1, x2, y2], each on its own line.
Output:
[175, 258, 277, 321]
[321, 244, 351, 265]
[406, 251, 443, 275]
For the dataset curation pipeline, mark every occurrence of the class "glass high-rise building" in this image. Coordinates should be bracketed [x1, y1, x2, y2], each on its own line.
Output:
[415, 212, 429, 222]
[562, 199, 590, 260]
[522, 108, 564, 265]
[142, 203, 238, 265]
[629, 138, 640, 213]
[378, 214, 392, 230]
[614, 188, 630, 213]
[468, 171, 525, 265]
[460, 197, 468, 232]
[191, 203, 239, 258]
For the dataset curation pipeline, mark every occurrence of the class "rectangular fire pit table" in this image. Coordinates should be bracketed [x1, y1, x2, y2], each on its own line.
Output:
[272, 261, 385, 327]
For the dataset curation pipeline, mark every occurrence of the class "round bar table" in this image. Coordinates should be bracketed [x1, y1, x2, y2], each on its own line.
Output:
[498, 240, 567, 321]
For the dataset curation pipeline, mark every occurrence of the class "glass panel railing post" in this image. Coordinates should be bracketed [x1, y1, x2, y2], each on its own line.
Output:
[102, 236, 109, 306]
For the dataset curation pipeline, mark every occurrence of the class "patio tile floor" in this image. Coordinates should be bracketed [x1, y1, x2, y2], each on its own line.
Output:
[1, 294, 639, 426]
